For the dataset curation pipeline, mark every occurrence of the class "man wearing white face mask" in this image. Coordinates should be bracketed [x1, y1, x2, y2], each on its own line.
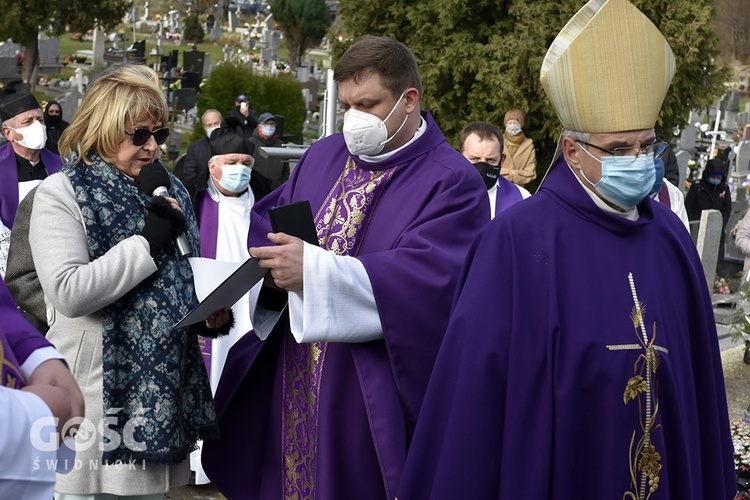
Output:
[174, 108, 223, 200]
[0, 82, 62, 232]
[189, 124, 271, 485]
[202, 35, 488, 499]
[248, 111, 288, 190]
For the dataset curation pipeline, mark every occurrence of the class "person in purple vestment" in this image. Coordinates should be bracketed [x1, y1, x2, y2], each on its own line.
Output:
[190, 125, 271, 485]
[0, 81, 62, 230]
[459, 121, 530, 219]
[0, 276, 85, 497]
[201, 35, 489, 499]
[397, 0, 737, 498]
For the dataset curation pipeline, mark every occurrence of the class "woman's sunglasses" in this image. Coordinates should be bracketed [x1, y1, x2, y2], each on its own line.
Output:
[125, 128, 170, 146]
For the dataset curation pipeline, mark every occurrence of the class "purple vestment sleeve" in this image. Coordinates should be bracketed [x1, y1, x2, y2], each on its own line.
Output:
[0, 278, 52, 369]
[398, 158, 736, 499]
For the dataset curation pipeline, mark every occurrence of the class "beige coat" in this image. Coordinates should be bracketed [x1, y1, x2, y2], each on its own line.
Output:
[30, 172, 189, 496]
[735, 208, 750, 274]
[501, 136, 537, 187]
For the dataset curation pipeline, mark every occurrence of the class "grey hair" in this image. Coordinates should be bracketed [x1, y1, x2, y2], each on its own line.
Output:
[561, 129, 590, 143]
[202, 109, 221, 121]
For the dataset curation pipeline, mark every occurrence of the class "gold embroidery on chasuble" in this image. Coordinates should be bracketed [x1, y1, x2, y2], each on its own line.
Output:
[0, 336, 24, 389]
[281, 156, 397, 499]
[606, 273, 667, 500]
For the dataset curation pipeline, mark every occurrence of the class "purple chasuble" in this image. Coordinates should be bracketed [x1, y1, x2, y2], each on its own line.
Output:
[0, 278, 54, 388]
[202, 111, 490, 499]
[397, 156, 736, 499]
[495, 175, 523, 215]
[0, 142, 62, 228]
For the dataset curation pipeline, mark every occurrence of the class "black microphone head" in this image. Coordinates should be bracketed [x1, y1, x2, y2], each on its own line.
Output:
[138, 162, 171, 195]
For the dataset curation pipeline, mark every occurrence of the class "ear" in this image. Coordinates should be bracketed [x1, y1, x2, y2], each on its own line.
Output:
[561, 137, 581, 168]
[1, 125, 13, 142]
[403, 88, 420, 113]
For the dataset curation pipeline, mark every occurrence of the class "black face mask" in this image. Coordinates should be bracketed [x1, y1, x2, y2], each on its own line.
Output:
[473, 161, 500, 190]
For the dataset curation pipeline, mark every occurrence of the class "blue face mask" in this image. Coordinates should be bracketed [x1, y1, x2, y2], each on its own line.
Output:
[216, 163, 252, 193]
[650, 156, 665, 194]
[579, 148, 656, 211]
[707, 175, 722, 186]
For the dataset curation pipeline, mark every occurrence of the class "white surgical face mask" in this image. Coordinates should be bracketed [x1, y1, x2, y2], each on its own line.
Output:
[9, 120, 47, 150]
[260, 124, 276, 137]
[206, 125, 220, 139]
[343, 91, 408, 156]
[505, 122, 522, 136]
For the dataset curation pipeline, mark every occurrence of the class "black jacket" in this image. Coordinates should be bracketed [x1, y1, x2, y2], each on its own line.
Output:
[174, 136, 212, 199]
[685, 159, 732, 230]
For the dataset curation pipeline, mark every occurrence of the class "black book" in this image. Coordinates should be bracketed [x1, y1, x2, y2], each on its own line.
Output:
[268, 200, 320, 246]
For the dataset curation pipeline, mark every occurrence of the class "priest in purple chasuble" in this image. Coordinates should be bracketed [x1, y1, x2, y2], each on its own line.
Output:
[201, 35, 490, 499]
[397, 0, 737, 498]
[0, 82, 62, 230]
[189, 126, 272, 485]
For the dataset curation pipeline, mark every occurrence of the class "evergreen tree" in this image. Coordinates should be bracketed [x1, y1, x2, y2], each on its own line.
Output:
[336, 0, 730, 191]
[271, 0, 332, 69]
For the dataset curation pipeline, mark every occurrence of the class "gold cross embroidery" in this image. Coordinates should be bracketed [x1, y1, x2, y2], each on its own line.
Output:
[607, 273, 666, 500]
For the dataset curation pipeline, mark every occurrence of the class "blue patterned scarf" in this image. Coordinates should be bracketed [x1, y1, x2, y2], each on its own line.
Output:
[64, 153, 217, 465]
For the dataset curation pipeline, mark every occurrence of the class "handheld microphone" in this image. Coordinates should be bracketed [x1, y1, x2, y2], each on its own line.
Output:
[138, 162, 193, 258]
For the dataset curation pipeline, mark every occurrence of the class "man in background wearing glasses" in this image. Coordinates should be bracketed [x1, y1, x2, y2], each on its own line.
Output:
[398, 0, 736, 498]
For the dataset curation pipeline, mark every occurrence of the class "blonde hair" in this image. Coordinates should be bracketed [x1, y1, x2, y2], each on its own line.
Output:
[59, 64, 169, 165]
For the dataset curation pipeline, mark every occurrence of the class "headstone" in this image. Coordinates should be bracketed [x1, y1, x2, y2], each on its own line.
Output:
[724, 111, 738, 132]
[183, 48, 205, 74]
[730, 91, 742, 112]
[143, 1, 149, 21]
[0, 57, 20, 84]
[59, 89, 81, 120]
[737, 141, 750, 176]
[38, 38, 62, 73]
[695, 209, 723, 292]
[210, 21, 223, 42]
[202, 53, 211, 77]
[92, 28, 105, 68]
[228, 11, 239, 31]
[675, 149, 691, 193]
[168, 10, 181, 32]
[678, 124, 697, 153]
[738, 112, 750, 126]
[172, 88, 196, 111]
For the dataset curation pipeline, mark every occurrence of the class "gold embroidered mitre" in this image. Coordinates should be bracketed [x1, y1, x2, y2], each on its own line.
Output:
[539, 0, 675, 133]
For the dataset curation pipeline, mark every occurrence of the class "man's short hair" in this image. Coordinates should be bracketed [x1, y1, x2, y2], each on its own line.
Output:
[459, 121, 503, 152]
[334, 35, 422, 99]
[202, 109, 221, 121]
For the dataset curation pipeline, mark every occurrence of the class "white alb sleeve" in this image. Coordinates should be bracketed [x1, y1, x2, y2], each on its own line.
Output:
[0, 387, 57, 498]
[288, 242, 383, 343]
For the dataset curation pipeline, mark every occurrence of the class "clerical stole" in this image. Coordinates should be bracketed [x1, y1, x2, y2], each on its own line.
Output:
[1, 331, 24, 389]
[282, 157, 396, 498]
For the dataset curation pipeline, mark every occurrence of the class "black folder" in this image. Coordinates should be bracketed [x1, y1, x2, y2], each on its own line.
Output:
[173, 257, 266, 328]
[268, 200, 320, 246]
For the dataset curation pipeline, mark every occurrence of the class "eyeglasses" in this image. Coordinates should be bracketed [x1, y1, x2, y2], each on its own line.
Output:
[125, 128, 170, 146]
[577, 138, 668, 164]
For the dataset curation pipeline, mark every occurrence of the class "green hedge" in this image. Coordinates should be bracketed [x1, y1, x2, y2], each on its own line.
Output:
[193, 62, 306, 143]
